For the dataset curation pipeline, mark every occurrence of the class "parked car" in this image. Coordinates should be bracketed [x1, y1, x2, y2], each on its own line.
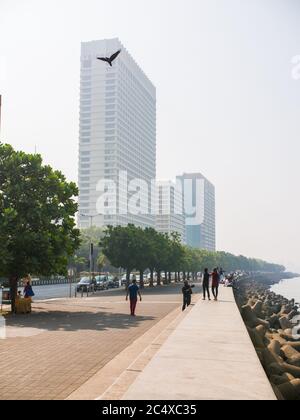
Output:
[121, 274, 138, 286]
[143, 274, 150, 285]
[106, 276, 120, 289]
[76, 277, 95, 293]
[95, 275, 109, 291]
[146, 273, 157, 283]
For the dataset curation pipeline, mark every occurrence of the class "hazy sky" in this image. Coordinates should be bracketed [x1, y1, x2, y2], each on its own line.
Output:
[0, 0, 299, 271]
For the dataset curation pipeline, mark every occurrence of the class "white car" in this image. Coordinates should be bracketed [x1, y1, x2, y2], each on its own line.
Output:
[121, 274, 137, 285]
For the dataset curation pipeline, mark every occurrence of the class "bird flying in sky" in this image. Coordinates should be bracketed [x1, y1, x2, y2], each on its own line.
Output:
[97, 50, 121, 66]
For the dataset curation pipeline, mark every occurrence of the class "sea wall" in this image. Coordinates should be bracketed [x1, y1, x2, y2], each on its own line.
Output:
[235, 273, 300, 400]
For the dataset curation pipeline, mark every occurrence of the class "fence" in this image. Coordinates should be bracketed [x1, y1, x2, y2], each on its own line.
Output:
[22, 278, 78, 287]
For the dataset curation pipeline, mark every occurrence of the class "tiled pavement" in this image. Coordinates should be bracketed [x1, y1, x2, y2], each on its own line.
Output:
[0, 284, 187, 400]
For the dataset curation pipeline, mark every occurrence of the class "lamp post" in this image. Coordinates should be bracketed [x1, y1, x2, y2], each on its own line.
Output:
[80, 213, 100, 281]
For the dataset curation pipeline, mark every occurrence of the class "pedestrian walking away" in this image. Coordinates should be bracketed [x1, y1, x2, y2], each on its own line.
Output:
[211, 268, 220, 301]
[202, 268, 211, 301]
[126, 279, 142, 316]
[182, 280, 193, 311]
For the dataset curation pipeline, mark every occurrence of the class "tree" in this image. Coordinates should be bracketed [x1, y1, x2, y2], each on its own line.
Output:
[134, 227, 153, 288]
[99, 224, 285, 290]
[96, 252, 111, 272]
[101, 224, 141, 286]
[0, 143, 81, 312]
[167, 233, 186, 282]
[75, 227, 104, 273]
[144, 228, 160, 287]
[68, 254, 88, 274]
[153, 232, 170, 286]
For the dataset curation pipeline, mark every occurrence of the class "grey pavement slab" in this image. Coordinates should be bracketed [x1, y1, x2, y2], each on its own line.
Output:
[123, 287, 276, 400]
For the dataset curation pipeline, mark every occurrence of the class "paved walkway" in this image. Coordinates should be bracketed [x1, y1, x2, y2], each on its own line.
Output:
[0, 284, 186, 400]
[122, 287, 276, 400]
[1, 285, 275, 400]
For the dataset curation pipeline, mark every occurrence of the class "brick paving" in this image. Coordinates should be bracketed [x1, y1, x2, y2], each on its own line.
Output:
[0, 284, 187, 400]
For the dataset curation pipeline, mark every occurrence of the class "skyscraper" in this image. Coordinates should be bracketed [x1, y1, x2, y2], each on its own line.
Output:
[155, 180, 186, 243]
[177, 173, 216, 251]
[78, 38, 156, 229]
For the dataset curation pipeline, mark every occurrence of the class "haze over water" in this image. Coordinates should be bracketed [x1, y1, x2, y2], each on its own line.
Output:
[271, 276, 300, 304]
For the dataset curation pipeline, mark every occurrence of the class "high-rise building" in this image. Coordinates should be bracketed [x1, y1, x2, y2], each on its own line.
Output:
[155, 180, 185, 243]
[177, 173, 216, 251]
[78, 38, 156, 229]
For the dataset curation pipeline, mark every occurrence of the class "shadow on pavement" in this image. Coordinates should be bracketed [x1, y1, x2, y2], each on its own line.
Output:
[5, 310, 156, 333]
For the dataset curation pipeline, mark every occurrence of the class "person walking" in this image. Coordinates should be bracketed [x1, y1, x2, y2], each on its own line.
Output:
[211, 268, 220, 301]
[182, 280, 193, 311]
[126, 279, 142, 316]
[202, 268, 211, 301]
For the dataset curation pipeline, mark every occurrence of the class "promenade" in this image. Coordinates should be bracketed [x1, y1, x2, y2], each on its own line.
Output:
[122, 287, 276, 400]
[0, 284, 276, 400]
[0, 284, 184, 400]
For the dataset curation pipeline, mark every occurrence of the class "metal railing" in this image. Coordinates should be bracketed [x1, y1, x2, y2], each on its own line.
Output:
[25, 278, 78, 287]
[74, 284, 96, 298]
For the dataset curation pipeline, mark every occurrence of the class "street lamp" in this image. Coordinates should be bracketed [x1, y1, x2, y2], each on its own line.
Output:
[80, 213, 101, 281]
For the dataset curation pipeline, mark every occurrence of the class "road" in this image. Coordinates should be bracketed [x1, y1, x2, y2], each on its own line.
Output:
[23, 283, 76, 300]
[20, 283, 123, 301]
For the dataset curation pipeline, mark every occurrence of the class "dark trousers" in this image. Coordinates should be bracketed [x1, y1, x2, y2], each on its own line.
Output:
[203, 281, 210, 299]
[182, 294, 191, 311]
[212, 286, 219, 299]
[130, 298, 137, 315]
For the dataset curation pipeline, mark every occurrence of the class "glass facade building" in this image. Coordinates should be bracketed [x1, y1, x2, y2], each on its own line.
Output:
[78, 38, 156, 229]
[177, 173, 216, 251]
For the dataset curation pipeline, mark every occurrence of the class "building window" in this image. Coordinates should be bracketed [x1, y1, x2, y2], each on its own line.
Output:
[81, 113, 91, 119]
[81, 107, 91, 112]
[82, 59, 91, 68]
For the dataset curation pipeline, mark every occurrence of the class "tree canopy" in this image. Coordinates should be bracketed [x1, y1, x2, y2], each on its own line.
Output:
[0, 143, 81, 310]
[100, 225, 285, 280]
